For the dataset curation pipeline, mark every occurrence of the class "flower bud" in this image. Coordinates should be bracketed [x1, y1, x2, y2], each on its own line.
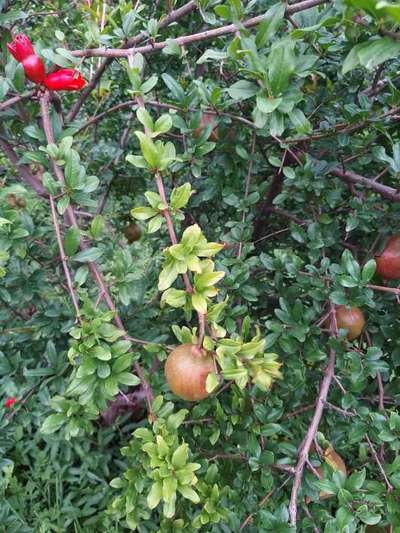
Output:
[44, 69, 86, 91]
[7, 34, 35, 62]
[21, 54, 46, 84]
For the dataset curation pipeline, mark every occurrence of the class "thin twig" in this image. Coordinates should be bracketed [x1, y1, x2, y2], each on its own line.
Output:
[365, 434, 393, 493]
[289, 302, 337, 525]
[0, 90, 35, 111]
[237, 132, 256, 259]
[71, 0, 331, 58]
[49, 196, 81, 320]
[67, 0, 198, 121]
[40, 91, 154, 418]
[239, 476, 292, 530]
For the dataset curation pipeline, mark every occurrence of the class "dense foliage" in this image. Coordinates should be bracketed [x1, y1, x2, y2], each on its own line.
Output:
[1, 0, 400, 531]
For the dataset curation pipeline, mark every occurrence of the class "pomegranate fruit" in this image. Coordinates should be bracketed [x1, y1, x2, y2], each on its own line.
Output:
[193, 113, 219, 141]
[164, 344, 214, 401]
[335, 305, 365, 340]
[123, 223, 141, 243]
[375, 235, 400, 280]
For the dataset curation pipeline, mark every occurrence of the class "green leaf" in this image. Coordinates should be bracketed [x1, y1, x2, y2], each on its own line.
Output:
[161, 288, 187, 308]
[136, 108, 154, 132]
[158, 261, 179, 291]
[135, 131, 160, 169]
[73, 247, 103, 263]
[178, 485, 200, 504]
[361, 259, 376, 283]
[126, 154, 148, 168]
[268, 39, 296, 95]
[227, 80, 259, 101]
[358, 37, 400, 70]
[154, 114, 172, 135]
[343, 38, 400, 74]
[131, 206, 158, 220]
[256, 95, 282, 114]
[346, 468, 366, 491]
[147, 482, 162, 509]
[64, 226, 80, 256]
[118, 372, 141, 386]
[90, 215, 104, 239]
[181, 224, 202, 249]
[140, 75, 158, 94]
[41, 413, 66, 434]
[206, 372, 219, 393]
[162, 477, 178, 503]
[57, 196, 70, 215]
[377, 0, 400, 22]
[170, 183, 193, 210]
[148, 215, 163, 233]
[171, 443, 188, 468]
[162, 73, 185, 101]
[192, 293, 207, 314]
[64, 150, 81, 188]
[256, 3, 286, 47]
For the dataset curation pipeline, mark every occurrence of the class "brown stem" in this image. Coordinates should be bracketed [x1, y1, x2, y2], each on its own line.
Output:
[71, 0, 331, 58]
[67, 1, 197, 121]
[154, 171, 193, 293]
[49, 196, 81, 320]
[365, 434, 393, 493]
[366, 283, 400, 295]
[0, 90, 36, 111]
[237, 132, 256, 259]
[239, 477, 292, 530]
[39, 91, 154, 417]
[197, 313, 206, 349]
[331, 167, 400, 202]
[0, 137, 47, 197]
[289, 302, 337, 526]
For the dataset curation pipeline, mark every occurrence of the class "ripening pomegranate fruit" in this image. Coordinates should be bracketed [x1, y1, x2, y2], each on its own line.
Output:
[164, 344, 214, 401]
[375, 236, 400, 280]
[193, 113, 219, 141]
[123, 223, 141, 243]
[335, 305, 365, 340]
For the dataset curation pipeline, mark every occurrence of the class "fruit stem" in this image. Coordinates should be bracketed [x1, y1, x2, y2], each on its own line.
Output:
[197, 313, 206, 349]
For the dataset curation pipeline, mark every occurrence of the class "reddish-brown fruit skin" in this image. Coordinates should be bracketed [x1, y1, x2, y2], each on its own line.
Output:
[335, 305, 365, 341]
[375, 236, 400, 280]
[164, 344, 214, 401]
[193, 113, 219, 142]
[123, 223, 141, 243]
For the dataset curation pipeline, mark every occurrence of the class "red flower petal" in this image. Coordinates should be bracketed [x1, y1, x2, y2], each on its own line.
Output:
[7, 34, 35, 62]
[4, 397, 17, 408]
[44, 69, 86, 91]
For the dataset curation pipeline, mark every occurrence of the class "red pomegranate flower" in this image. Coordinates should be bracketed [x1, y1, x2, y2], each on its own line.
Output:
[4, 397, 17, 408]
[7, 34, 34, 62]
[7, 34, 46, 84]
[44, 69, 86, 91]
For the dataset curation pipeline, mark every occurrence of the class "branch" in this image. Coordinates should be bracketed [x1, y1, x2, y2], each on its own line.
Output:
[66, 0, 197, 121]
[0, 137, 47, 197]
[288, 302, 337, 526]
[75, 98, 257, 135]
[71, 0, 331, 58]
[0, 90, 35, 112]
[238, 132, 256, 258]
[40, 91, 154, 417]
[331, 167, 400, 202]
[365, 434, 393, 492]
